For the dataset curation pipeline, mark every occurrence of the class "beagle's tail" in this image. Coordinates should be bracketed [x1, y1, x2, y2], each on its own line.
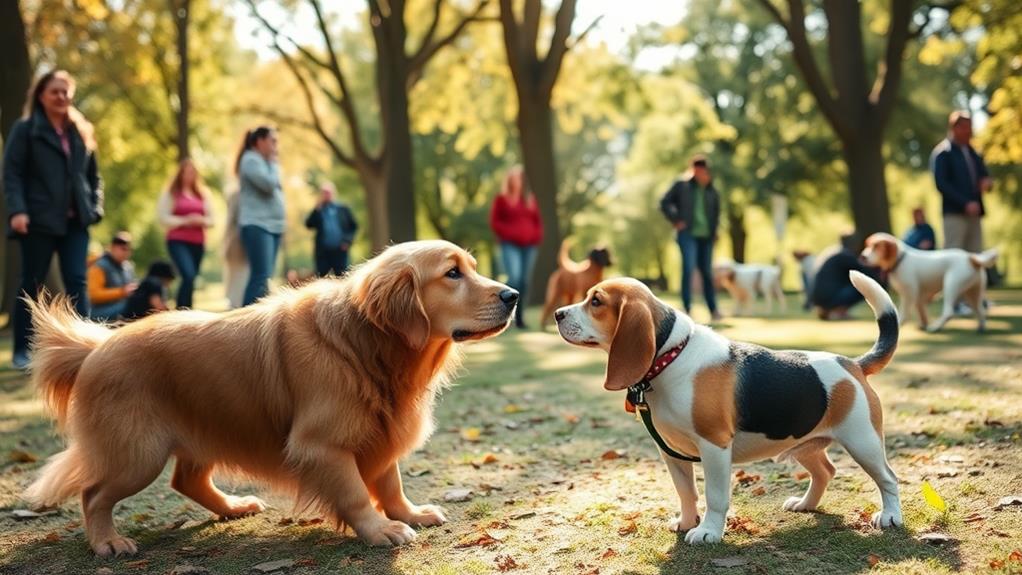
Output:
[969, 248, 998, 270]
[849, 271, 899, 376]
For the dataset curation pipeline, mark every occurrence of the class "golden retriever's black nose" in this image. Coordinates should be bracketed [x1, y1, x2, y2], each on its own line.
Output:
[554, 309, 566, 322]
[499, 289, 519, 309]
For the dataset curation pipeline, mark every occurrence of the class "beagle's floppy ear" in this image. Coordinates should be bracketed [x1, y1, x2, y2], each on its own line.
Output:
[604, 297, 656, 391]
[354, 264, 430, 349]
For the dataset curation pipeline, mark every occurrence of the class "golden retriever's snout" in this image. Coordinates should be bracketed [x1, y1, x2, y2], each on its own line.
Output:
[498, 288, 519, 312]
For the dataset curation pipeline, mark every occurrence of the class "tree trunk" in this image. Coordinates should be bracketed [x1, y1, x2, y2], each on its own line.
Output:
[0, 0, 31, 327]
[843, 134, 891, 244]
[516, 96, 562, 305]
[726, 201, 746, 263]
[173, 0, 190, 161]
[358, 168, 389, 253]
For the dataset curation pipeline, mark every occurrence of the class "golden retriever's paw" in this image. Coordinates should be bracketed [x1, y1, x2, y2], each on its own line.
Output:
[362, 520, 417, 547]
[220, 495, 267, 519]
[683, 525, 723, 545]
[782, 496, 817, 512]
[404, 504, 447, 527]
[91, 536, 138, 557]
[668, 514, 699, 532]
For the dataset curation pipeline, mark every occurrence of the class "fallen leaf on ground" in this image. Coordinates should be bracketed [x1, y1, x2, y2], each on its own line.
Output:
[563, 413, 580, 424]
[454, 531, 500, 548]
[297, 517, 323, 527]
[12, 509, 44, 520]
[867, 554, 881, 567]
[406, 467, 431, 477]
[617, 520, 637, 536]
[794, 471, 810, 481]
[711, 556, 748, 568]
[737, 473, 761, 486]
[472, 453, 499, 467]
[918, 532, 953, 545]
[601, 449, 626, 461]
[277, 517, 294, 526]
[726, 516, 760, 536]
[461, 427, 483, 442]
[124, 559, 150, 570]
[964, 512, 986, 524]
[935, 467, 959, 478]
[600, 548, 618, 559]
[494, 554, 520, 571]
[444, 488, 474, 502]
[8, 449, 37, 463]
[294, 558, 317, 567]
[42, 532, 61, 542]
[252, 558, 294, 573]
[503, 404, 523, 414]
[131, 513, 151, 523]
[994, 495, 1022, 510]
[751, 486, 767, 497]
[921, 481, 947, 513]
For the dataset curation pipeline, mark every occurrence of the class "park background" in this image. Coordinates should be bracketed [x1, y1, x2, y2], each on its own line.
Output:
[2, 2, 1022, 575]
[1, 0, 1021, 311]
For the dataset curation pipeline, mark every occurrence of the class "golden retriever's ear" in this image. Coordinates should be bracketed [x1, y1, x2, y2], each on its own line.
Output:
[356, 265, 430, 349]
[604, 298, 656, 391]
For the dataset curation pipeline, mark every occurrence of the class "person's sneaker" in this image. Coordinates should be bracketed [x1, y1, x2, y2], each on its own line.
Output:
[11, 351, 30, 371]
[711, 311, 724, 322]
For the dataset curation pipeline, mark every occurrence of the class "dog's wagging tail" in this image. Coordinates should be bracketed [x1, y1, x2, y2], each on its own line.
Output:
[849, 270, 899, 376]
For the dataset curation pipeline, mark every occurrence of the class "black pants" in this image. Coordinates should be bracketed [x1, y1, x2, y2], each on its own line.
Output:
[13, 223, 90, 357]
[315, 246, 349, 277]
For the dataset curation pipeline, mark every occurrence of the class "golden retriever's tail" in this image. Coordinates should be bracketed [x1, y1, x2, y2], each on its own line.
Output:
[23, 446, 90, 507]
[26, 295, 112, 428]
[849, 271, 899, 376]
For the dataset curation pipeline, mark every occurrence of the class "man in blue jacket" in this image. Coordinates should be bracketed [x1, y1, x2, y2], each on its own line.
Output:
[930, 111, 992, 253]
[305, 182, 358, 277]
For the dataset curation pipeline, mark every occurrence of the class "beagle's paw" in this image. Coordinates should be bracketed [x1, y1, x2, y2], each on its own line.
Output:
[683, 525, 723, 545]
[871, 509, 903, 529]
[782, 496, 817, 512]
[668, 514, 700, 532]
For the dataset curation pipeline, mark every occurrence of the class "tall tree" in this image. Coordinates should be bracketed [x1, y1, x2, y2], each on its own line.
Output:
[0, 0, 31, 323]
[247, 0, 487, 249]
[498, 0, 589, 303]
[752, 0, 955, 239]
[170, 0, 190, 160]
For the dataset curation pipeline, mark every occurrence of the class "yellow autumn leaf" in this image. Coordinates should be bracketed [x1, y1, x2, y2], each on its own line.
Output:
[460, 427, 482, 442]
[503, 404, 522, 414]
[922, 481, 947, 513]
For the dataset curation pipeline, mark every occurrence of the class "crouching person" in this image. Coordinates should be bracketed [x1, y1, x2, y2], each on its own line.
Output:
[88, 231, 136, 321]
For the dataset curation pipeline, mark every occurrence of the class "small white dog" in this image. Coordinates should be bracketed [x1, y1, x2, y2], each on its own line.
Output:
[860, 233, 997, 332]
[713, 261, 786, 315]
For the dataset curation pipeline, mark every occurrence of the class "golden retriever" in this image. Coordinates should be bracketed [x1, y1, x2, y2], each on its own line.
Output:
[24, 240, 518, 556]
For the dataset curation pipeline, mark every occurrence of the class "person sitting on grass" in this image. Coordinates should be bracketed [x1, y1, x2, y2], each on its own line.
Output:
[121, 260, 176, 321]
[811, 232, 885, 321]
[87, 231, 136, 321]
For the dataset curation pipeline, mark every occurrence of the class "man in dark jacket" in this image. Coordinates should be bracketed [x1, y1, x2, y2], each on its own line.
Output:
[3, 70, 104, 369]
[931, 111, 991, 253]
[305, 182, 358, 276]
[811, 234, 884, 320]
[659, 154, 722, 321]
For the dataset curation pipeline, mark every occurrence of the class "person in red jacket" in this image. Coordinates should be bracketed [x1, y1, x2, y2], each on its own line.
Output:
[490, 166, 542, 328]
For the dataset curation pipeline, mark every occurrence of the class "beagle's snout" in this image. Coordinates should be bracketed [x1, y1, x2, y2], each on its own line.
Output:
[554, 309, 567, 322]
[499, 289, 519, 310]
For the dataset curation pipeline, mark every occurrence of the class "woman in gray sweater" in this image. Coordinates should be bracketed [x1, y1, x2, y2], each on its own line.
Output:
[234, 126, 285, 305]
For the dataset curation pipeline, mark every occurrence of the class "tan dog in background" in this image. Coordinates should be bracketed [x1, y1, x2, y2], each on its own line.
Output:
[25, 240, 518, 556]
[540, 241, 612, 328]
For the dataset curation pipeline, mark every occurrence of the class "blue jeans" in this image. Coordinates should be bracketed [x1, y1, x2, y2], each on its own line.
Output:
[676, 230, 717, 314]
[13, 222, 90, 357]
[167, 240, 205, 309]
[500, 242, 536, 324]
[241, 225, 281, 306]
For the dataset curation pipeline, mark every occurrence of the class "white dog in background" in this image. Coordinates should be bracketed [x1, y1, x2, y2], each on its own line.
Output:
[713, 261, 786, 316]
[860, 232, 998, 332]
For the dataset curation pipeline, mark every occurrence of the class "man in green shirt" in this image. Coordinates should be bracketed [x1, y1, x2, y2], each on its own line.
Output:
[659, 155, 722, 321]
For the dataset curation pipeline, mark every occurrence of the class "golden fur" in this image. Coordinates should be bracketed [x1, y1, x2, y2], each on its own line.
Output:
[24, 240, 514, 556]
[540, 243, 611, 328]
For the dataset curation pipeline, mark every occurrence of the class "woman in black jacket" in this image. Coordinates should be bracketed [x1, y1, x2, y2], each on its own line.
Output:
[3, 70, 103, 369]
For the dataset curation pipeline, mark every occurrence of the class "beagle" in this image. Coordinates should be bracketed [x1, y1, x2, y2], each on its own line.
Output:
[712, 261, 786, 316]
[553, 273, 901, 544]
[860, 232, 998, 332]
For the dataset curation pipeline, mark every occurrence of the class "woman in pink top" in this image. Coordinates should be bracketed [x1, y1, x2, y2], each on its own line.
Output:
[157, 159, 214, 308]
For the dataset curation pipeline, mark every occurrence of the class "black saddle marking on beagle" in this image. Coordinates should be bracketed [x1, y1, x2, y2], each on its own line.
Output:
[730, 343, 828, 440]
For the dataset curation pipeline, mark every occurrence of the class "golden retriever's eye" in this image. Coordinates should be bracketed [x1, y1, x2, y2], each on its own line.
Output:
[590, 296, 602, 307]
[445, 266, 462, 279]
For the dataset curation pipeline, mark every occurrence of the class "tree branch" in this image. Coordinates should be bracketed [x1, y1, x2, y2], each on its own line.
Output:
[246, 0, 333, 74]
[566, 14, 603, 51]
[539, 0, 577, 98]
[873, 0, 915, 126]
[498, 0, 524, 85]
[523, 0, 541, 60]
[407, 0, 490, 88]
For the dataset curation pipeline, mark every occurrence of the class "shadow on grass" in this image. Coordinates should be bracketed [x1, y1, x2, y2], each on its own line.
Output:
[646, 512, 961, 575]
[1, 518, 404, 575]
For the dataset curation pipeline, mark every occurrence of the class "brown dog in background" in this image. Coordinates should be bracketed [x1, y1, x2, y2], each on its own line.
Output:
[24, 240, 517, 556]
[540, 241, 612, 328]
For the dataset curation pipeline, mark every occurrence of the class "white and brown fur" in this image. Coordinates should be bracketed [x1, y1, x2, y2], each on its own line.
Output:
[23, 240, 516, 556]
[713, 261, 786, 315]
[554, 273, 901, 544]
[860, 232, 997, 332]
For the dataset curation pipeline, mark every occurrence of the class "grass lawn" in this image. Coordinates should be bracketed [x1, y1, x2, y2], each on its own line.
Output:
[1, 288, 1020, 575]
